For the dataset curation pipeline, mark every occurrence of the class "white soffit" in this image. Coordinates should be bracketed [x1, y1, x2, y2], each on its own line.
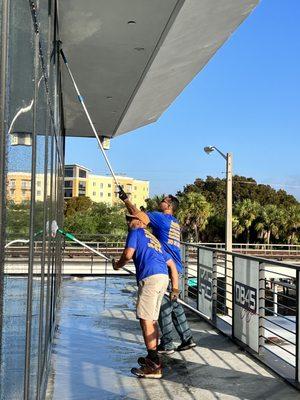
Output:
[59, 0, 259, 138]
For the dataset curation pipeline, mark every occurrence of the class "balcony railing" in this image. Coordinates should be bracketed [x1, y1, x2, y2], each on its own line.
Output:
[180, 243, 300, 388]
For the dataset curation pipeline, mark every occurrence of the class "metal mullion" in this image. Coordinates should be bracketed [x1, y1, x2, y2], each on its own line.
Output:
[43, 119, 54, 367]
[0, 0, 10, 385]
[24, 7, 40, 398]
[36, 115, 50, 398]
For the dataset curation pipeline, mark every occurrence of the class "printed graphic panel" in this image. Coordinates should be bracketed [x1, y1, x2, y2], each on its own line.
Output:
[234, 257, 259, 352]
[198, 248, 213, 319]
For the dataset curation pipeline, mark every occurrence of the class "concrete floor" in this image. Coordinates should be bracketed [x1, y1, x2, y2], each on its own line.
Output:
[46, 277, 299, 400]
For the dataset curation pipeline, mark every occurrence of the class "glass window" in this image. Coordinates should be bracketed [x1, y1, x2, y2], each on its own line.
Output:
[100, 192, 103, 197]
[93, 182, 96, 187]
[21, 180, 30, 189]
[100, 183, 103, 189]
[64, 189, 73, 198]
[108, 193, 111, 197]
[10, 179, 16, 188]
[64, 180, 73, 188]
[37, 181, 41, 187]
[79, 169, 86, 178]
[108, 183, 111, 188]
[37, 190, 41, 196]
[78, 181, 86, 196]
[64, 167, 74, 177]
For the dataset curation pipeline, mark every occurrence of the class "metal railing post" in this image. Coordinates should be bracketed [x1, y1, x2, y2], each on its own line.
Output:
[259, 262, 265, 353]
[296, 269, 300, 382]
[181, 244, 189, 302]
[212, 250, 218, 324]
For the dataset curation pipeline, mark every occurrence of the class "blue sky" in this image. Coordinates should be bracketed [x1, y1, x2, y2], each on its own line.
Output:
[66, 0, 300, 200]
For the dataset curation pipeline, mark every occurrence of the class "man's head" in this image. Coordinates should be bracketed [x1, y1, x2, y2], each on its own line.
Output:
[159, 195, 179, 214]
[126, 211, 150, 230]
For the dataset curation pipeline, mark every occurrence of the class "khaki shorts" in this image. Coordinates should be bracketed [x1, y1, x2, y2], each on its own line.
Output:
[137, 274, 169, 321]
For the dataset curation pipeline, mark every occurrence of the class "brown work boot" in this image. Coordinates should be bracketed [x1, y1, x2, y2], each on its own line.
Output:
[131, 358, 162, 379]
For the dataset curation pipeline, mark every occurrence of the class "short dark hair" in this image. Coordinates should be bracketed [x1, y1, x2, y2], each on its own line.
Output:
[168, 194, 179, 212]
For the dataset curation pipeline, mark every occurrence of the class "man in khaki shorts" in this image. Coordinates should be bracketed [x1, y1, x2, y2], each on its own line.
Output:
[113, 211, 179, 378]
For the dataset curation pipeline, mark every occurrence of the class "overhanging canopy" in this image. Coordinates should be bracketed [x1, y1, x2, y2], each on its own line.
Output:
[59, 0, 259, 138]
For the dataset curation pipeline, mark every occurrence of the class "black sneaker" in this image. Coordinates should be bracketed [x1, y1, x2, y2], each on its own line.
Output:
[176, 338, 196, 352]
[157, 343, 175, 355]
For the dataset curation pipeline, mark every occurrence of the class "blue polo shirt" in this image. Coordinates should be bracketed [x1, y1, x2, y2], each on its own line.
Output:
[147, 211, 183, 273]
[125, 227, 170, 283]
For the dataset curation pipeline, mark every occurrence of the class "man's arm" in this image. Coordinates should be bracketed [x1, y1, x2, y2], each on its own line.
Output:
[166, 259, 179, 291]
[113, 247, 135, 270]
[118, 186, 140, 214]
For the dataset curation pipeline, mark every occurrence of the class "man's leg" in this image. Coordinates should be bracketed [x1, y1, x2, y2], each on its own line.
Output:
[139, 319, 158, 350]
[158, 296, 175, 351]
[171, 301, 193, 343]
[171, 274, 196, 350]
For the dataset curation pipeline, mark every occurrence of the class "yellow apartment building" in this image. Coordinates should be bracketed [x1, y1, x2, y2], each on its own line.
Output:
[64, 164, 149, 208]
[7, 165, 149, 208]
[7, 172, 48, 203]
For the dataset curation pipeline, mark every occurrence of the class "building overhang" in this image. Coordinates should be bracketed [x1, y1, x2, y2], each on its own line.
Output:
[59, 0, 259, 139]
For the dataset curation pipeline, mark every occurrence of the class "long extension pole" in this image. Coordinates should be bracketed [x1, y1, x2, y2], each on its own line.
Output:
[57, 228, 110, 261]
[59, 45, 121, 188]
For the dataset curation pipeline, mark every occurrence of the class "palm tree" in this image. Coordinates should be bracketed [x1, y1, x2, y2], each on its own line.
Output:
[255, 204, 285, 244]
[177, 192, 212, 242]
[281, 205, 300, 244]
[233, 199, 260, 243]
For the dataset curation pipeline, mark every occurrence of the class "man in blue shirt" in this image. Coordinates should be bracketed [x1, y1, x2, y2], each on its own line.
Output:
[119, 190, 196, 353]
[113, 211, 179, 379]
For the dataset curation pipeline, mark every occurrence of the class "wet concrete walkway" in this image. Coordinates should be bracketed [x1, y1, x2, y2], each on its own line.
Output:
[46, 277, 299, 400]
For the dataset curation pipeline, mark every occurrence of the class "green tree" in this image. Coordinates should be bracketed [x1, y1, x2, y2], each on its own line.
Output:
[144, 195, 164, 211]
[177, 192, 212, 242]
[255, 204, 285, 244]
[233, 199, 260, 243]
[278, 205, 300, 244]
[64, 196, 93, 218]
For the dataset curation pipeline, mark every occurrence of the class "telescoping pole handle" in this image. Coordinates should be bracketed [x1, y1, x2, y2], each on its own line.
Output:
[59, 47, 120, 188]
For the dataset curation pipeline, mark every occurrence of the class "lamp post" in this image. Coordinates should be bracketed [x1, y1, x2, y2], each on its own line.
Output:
[204, 146, 233, 316]
[203, 146, 232, 253]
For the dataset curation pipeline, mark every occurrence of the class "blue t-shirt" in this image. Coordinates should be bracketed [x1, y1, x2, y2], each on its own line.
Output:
[147, 211, 183, 273]
[125, 228, 170, 282]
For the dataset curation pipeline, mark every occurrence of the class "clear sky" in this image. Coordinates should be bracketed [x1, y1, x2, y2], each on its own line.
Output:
[66, 0, 300, 200]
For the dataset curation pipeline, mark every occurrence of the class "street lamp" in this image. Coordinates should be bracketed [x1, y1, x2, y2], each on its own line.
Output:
[203, 146, 233, 253]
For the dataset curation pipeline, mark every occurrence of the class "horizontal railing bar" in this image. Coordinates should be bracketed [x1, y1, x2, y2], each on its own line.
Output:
[260, 316, 296, 335]
[259, 335, 296, 357]
[259, 308, 296, 324]
[260, 326, 296, 347]
[260, 298, 296, 313]
[259, 345, 296, 368]
[181, 243, 300, 271]
[262, 270, 296, 279]
[259, 287, 296, 302]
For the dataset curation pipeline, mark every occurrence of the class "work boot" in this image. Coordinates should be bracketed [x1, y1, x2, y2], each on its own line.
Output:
[131, 358, 162, 379]
[157, 343, 175, 355]
[176, 338, 196, 352]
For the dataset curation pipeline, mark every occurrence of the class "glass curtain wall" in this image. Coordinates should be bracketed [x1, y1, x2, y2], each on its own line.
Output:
[0, 1, 64, 399]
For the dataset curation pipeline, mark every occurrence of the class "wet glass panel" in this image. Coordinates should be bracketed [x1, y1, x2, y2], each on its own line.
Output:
[1, 1, 35, 398]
